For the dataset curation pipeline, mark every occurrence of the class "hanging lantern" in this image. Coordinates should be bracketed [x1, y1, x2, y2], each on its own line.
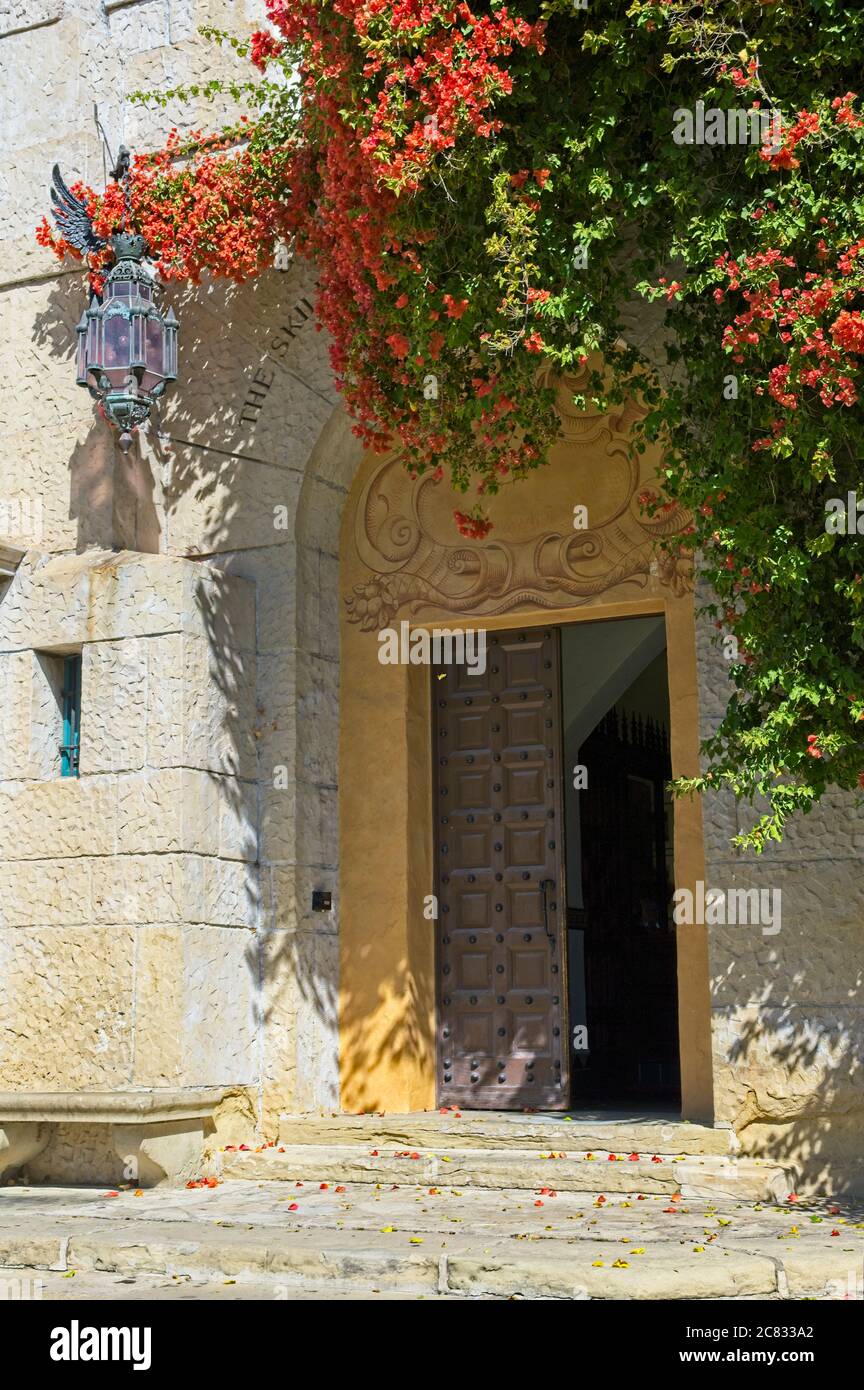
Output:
[76, 233, 178, 451]
[51, 163, 179, 451]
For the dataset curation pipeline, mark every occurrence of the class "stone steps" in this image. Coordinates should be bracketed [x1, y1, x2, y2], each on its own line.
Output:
[216, 1144, 793, 1203]
[2, 1175, 855, 1302]
[273, 1111, 734, 1156]
[0, 1212, 788, 1301]
[3, 1266, 466, 1300]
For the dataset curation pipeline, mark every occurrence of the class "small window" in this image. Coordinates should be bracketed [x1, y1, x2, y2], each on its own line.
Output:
[60, 654, 82, 777]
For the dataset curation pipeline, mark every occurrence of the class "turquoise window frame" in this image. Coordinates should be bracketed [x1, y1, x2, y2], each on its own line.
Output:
[60, 654, 81, 777]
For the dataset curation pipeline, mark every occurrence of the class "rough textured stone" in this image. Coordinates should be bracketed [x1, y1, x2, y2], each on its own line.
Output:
[0, 926, 135, 1089]
[132, 925, 257, 1087]
[80, 639, 148, 774]
[0, 776, 118, 859]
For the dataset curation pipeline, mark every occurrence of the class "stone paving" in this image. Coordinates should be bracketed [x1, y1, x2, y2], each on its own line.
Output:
[1, 1173, 862, 1301]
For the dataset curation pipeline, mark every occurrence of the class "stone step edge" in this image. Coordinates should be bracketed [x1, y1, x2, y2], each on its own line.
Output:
[214, 1147, 796, 1201]
[0, 1225, 787, 1300]
[214, 1144, 789, 1173]
[274, 1117, 735, 1156]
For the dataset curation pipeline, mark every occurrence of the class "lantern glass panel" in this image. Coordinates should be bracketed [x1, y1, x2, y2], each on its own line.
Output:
[87, 314, 101, 369]
[131, 314, 145, 369]
[139, 318, 165, 391]
[145, 317, 164, 374]
[165, 325, 178, 380]
[76, 330, 87, 384]
[104, 316, 130, 370]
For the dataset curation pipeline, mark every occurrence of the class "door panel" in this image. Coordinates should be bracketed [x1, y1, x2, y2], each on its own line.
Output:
[434, 626, 569, 1109]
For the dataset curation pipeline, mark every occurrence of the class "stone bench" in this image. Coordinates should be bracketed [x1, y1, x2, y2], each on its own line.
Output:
[0, 1089, 228, 1186]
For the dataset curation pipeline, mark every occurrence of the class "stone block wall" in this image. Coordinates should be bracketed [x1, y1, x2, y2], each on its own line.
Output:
[0, 550, 258, 1093]
[696, 593, 864, 1192]
[0, 0, 359, 1132]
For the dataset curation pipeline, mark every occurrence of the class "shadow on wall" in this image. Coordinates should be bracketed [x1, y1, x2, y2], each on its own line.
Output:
[339, 965, 433, 1117]
[32, 273, 162, 553]
[29, 259, 360, 1118]
[703, 784, 864, 1196]
[721, 984, 864, 1196]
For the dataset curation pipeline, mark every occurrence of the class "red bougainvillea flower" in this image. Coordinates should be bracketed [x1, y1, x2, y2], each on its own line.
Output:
[454, 510, 493, 540]
[249, 30, 284, 71]
[442, 294, 469, 319]
[831, 310, 864, 354]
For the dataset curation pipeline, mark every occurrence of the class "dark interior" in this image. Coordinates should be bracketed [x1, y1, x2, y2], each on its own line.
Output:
[562, 618, 680, 1107]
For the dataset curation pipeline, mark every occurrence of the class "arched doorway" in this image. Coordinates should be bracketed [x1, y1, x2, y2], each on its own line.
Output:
[337, 372, 714, 1121]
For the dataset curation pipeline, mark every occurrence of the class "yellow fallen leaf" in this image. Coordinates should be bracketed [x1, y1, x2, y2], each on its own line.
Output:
[409, 1237, 423, 1245]
[62, 1271, 76, 1279]
[612, 1259, 630, 1268]
[381, 1226, 395, 1233]
[693, 1246, 705, 1253]
[630, 1248, 645, 1255]
[591, 1259, 604, 1267]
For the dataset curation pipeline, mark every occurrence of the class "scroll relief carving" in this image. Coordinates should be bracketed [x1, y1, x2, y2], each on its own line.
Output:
[345, 370, 691, 630]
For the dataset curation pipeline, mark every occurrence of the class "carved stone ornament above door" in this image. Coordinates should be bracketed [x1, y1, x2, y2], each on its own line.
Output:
[344, 369, 691, 630]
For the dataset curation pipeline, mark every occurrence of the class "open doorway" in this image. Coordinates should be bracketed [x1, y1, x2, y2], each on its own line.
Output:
[562, 616, 680, 1109]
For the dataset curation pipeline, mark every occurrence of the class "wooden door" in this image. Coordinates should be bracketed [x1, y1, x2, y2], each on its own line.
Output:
[434, 626, 570, 1109]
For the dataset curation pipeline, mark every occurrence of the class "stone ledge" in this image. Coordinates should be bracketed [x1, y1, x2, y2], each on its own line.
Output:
[0, 1089, 227, 1126]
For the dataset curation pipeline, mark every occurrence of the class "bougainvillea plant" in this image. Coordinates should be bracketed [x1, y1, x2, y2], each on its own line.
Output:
[36, 1, 864, 850]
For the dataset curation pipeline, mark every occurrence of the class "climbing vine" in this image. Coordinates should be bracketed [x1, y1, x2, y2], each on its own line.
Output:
[36, 1, 864, 848]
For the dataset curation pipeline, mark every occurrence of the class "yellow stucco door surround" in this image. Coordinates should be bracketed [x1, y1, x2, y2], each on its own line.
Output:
[338, 374, 714, 1122]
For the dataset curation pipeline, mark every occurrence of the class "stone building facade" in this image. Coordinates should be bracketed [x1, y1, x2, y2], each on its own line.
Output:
[0, 0, 861, 1193]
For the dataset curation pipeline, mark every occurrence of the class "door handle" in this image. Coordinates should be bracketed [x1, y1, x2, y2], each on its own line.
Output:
[540, 879, 556, 948]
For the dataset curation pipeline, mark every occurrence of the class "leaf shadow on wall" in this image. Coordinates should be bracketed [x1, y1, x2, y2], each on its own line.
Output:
[708, 788, 864, 1200]
[27, 258, 359, 1119]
